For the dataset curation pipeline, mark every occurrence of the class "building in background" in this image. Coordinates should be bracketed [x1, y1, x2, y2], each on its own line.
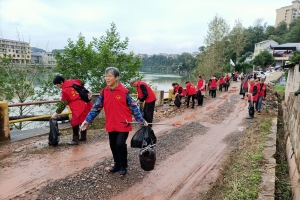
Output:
[0, 38, 31, 64]
[270, 43, 300, 66]
[30, 52, 56, 66]
[253, 40, 278, 57]
[275, 0, 300, 26]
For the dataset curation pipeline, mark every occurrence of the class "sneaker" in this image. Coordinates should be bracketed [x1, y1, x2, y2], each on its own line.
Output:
[108, 165, 120, 173]
[119, 167, 127, 176]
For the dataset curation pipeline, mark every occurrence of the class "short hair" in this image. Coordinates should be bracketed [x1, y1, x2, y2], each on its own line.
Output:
[199, 76, 202, 78]
[129, 78, 138, 85]
[172, 83, 176, 86]
[105, 67, 119, 77]
[185, 81, 190, 84]
[53, 75, 65, 85]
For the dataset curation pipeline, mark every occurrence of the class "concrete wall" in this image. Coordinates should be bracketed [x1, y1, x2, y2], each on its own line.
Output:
[285, 64, 300, 102]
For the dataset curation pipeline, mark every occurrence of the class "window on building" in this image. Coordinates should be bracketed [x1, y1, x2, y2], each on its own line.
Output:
[13, 54, 15, 57]
[17, 55, 19, 57]
[27, 56, 29, 58]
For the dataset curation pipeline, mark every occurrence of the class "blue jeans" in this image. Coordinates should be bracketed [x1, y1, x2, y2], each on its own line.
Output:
[256, 96, 263, 111]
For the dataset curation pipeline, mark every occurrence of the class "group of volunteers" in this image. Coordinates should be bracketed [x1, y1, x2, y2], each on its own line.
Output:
[49, 66, 266, 177]
[239, 74, 267, 119]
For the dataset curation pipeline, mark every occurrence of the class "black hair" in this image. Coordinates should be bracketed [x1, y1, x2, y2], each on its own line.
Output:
[199, 76, 202, 78]
[53, 75, 65, 85]
[172, 83, 176, 87]
[185, 81, 190, 84]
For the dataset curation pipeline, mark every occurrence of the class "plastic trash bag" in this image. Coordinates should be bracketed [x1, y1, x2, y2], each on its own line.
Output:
[248, 100, 254, 117]
[48, 119, 60, 146]
[174, 95, 181, 108]
[131, 126, 156, 148]
[139, 146, 156, 171]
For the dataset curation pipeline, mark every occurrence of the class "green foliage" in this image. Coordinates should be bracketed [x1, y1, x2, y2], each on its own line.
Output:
[276, 21, 288, 36]
[238, 52, 253, 63]
[275, 85, 286, 97]
[30, 47, 46, 53]
[54, 22, 142, 93]
[284, 25, 300, 43]
[252, 50, 275, 67]
[268, 35, 284, 44]
[288, 51, 300, 63]
[235, 62, 253, 73]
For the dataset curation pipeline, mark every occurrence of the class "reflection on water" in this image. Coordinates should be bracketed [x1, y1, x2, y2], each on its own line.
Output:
[141, 71, 197, 91]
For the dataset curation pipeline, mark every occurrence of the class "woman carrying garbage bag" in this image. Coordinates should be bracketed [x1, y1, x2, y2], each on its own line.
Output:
[80, 67, 148, 177]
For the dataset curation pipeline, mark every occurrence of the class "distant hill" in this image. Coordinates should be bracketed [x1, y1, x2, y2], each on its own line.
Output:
[30, 47, 46, 53]
[52, 49, 64, 53]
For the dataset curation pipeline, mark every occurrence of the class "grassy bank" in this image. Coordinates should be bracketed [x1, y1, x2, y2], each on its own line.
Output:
[275, 85, 285, 97]
[202, 117, 272, 200]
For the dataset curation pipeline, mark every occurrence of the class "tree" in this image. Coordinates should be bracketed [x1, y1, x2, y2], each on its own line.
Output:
[54, 22, 142, 92]
[243, 19, 267, 53]
[252, 50, 275, 69]
[275, 21, 288, 36]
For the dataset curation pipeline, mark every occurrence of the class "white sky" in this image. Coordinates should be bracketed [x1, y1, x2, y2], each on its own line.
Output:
[0, 0, 289, 54]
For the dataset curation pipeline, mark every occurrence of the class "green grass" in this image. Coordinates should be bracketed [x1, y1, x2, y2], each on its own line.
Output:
[275, 85, 286, 97]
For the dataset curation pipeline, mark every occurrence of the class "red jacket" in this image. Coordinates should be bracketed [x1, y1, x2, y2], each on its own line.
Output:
[219, 77, 224, 85]
[241, 78, 248, 89]
[103, 83, 133, 132]
[258, 83, 267, 97]
[197, 78, 206, 92]
[248, 82, 260, 102]
[137, 81, 156, 103]
[185, 82, 196, 95]
[174, 85, 184, 97]
[210, 78, 217, 88]
[61, 79, 92, 126]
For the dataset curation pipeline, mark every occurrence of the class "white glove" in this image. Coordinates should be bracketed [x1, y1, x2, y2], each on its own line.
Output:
[143, 121, 148, 126]
[80, 120, 89, 131]
[51, 113, 58, 119]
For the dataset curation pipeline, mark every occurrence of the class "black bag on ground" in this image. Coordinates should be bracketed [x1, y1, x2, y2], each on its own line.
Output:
[174, 95, 181, 108]
[72, 83, 91, 102]
[249, 100, 255, 117]
[131, 126, 157, 148]
[139, 146, 156, 171]
[48, 119, 60, 146]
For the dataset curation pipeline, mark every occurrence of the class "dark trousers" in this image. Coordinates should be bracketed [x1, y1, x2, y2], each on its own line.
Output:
[224, 84, 229, 91]
[197, 92, 204, 106]
[143, 100, 155, 127]
[211, 89, 216, 98]
[109, 131, 129, 168]
[248, 101, 257, 117]
[72, 125, 86, 136]
[187, 95, 195, 108]
[219, 84, 223, 92]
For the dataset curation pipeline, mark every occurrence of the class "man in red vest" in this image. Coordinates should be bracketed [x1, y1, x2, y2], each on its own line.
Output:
[218, 75, 225, 92]
[256, 78, 267, 114]
[130, 79, 156, 127]
[196, 76, 206, 106]
[246, 79, 261, 119]
[52, 75, 93, 145]
[240, 75, 249, 99]
[224, 74, 230, 92]
[185, 81, 197, 109]
[209, 75, 218, 98]
[81, 67, 148, 177]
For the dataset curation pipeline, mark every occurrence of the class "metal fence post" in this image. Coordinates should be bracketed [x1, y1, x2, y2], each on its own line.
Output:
[0, 102, 10, 142]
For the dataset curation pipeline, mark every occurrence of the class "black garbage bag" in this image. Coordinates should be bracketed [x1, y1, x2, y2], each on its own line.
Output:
[131, 126, 156, 148]
[248, 101, 254, 117]
[139, 146, 156, 171]
[48, 119, 60, 146]
[174, 95, 181, 108]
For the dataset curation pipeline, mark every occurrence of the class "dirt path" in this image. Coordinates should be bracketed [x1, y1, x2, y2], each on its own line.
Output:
[0, 79, 271, 199]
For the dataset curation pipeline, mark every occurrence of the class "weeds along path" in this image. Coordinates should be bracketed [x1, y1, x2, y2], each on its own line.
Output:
[0, 82, 247, 200]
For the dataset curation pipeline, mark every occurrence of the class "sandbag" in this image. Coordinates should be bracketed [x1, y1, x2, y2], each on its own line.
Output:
[174, 95, 181, 108]
[131, 126, 157, 148]
[48, 119, 60, 146]
[139, 146, 156, 171]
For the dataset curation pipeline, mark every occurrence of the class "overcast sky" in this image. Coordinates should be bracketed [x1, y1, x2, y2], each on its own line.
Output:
[0, 0, 289, 54]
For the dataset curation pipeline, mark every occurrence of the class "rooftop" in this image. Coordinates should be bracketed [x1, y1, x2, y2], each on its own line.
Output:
[0, 38, 29, 45]
[270, 43, 300, 50]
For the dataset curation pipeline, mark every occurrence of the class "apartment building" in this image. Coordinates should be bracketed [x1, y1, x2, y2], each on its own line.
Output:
[31, 52, 56, 66]
[275, 0, 300, 26]
[0, 38, 31, 64]
[253, 40, 278, 57]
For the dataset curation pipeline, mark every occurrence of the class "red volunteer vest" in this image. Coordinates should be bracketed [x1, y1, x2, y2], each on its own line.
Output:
[103, 83, 133, 132]
[219, 77, 224, 85]
[197, 79, 206, 91]
[225, 75, 230, 82]
[174, 85, 184, 97]
[137, 81, 156, 103]
[258, 84, 267, 97]
[241, 78, 248, 89]
[186, 82, 196, 95]
[210, 79, 217, 88]
[248, 83, 260, 102]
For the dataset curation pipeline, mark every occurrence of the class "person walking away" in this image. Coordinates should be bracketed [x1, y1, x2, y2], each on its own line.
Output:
[130, 79, 156, 127]
[256, 78, 267, 114]
[218, 75, 224, 92]
[240, 75, 249, 99]
[185, 81, 196, 109]
[209, 75, 218, 98]
[246, 79, 260, 119]
[197, 76, 206, 106]
[51, 75, 93, 145]
[224, 74, 230, 92]
[80, 67, 148, 177]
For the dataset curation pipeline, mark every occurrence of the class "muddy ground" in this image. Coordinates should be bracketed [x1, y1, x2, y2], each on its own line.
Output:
[0, 74, 282, 200]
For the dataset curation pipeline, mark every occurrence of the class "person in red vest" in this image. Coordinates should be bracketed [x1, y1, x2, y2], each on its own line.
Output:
[52, 75, 93, 145]
[196, 76, 206, 106]
[218, 75, 225, 92]
[224, 74, 230, 92]
[240, 75, 249, 99]
[256, 78, 267, 114]
[80, 67, 148, 177]
[185, 81, 197, 109]
[172, 83, 184, 97]
[209, 75, 218, 98]
[246, 79, 261, 119]
[130, 79, 156, 127]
